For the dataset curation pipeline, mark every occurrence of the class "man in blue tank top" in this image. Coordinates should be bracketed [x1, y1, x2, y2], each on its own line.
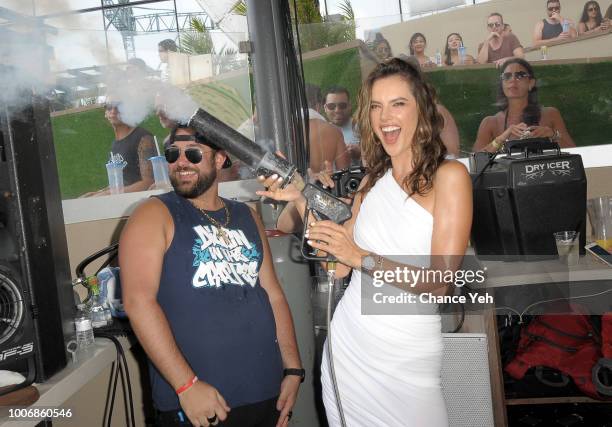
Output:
[120, 126, 303, 427]
[532, 0, 577, 48]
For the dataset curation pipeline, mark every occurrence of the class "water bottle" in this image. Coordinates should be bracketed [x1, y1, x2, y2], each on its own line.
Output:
[435, 50, 442, 66]
[95, 272, 114, 326]
[88, 277, 108, 329]
[103, 299, 113, 326]
[75, 305, 95, 349]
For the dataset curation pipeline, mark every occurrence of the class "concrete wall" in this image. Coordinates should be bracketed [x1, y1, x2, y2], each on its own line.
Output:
[380, 0, 612, 61]
[60, 217, 151, 427]
[524, 31, 612, 61]
[56, 346, 151, 427]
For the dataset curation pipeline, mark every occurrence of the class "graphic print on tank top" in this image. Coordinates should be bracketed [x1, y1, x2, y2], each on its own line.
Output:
[191, 224, 261, 289]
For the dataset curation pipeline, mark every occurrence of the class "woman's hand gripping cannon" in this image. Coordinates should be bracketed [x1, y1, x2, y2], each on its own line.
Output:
[187, 108, 352, 260]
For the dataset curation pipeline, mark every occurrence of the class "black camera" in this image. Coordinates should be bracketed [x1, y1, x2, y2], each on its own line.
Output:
[327, 166, 366, 198]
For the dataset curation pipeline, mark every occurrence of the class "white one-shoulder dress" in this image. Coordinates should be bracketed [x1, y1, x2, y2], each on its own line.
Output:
[321, 169, 448, 427]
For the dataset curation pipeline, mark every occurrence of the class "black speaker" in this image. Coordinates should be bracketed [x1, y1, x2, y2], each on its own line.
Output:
[471, 145, 587, 261]
[0, 91, 75, 385]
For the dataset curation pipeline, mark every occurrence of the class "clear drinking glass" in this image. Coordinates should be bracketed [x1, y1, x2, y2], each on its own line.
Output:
[553, 231, 580, 266]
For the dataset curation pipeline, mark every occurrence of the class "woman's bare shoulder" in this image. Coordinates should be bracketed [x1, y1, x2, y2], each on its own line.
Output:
[433, 161, 471, 201]
[541, 106, 561, 117]
[482, 111, 503, 124]
[436, 160, 469, 180]
[478, 113, 503, 135]
[540, 106, 563, 123]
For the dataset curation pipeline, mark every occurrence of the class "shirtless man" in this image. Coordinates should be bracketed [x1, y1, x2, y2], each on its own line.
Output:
[305, 84, 350, 173]
[270, 86, 350, 234]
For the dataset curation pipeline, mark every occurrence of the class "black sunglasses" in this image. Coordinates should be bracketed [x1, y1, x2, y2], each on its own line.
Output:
[501, 71, 531, 81]
[548, 6, 560, 12]
[325, 102, 348, 110]
[164, 146, 211, 164]
[588, 6, 598, 11]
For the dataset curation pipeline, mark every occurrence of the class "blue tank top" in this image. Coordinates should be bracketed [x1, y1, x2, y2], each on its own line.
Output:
[542, 19, 563, 40]
[149, 191, 283, 411]
[110, 127, 156, 185]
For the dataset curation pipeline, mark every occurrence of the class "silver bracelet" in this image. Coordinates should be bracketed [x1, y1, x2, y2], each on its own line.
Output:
[363, 253, 385, 274]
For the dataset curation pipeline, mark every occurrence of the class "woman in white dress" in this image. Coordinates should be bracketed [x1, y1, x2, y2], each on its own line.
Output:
[257, 57, 472, 426]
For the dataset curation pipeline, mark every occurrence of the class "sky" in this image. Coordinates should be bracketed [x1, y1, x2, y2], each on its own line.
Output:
[4, 0, 244, 72]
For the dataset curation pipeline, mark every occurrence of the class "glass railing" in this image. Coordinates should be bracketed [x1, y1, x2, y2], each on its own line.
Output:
[298, 2, 612, 160]
[47, 28, 253, 200]
[3, 0, 612, 202]
[2, 1, 254, 201]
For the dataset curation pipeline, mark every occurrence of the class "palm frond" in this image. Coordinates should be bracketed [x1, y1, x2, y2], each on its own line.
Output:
[190, 17, 207, 33]
[338, 0, 354, 21]
[230, 0, 247, 16]
[179, 29, 214, 55]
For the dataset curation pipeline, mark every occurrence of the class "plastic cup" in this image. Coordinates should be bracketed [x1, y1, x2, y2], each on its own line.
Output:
[540, 46, 548, 60]
[149, 156, 172, 189]
[458, 46, 466, 64]
[106, 162, 126, 195]
[562, 20, 570, 33]
[553, 231, 580, 266]
[587, 197, 612, 251]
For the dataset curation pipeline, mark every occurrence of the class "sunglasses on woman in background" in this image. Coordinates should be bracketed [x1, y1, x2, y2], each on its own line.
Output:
[500, 71, 531, 81]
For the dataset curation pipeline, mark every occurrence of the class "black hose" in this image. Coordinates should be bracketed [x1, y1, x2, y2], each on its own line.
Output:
[102, 361, 116, 427]
[96, 333, 136, 427]
[96, 250, 118, 276]
[107, 354, 119, 427]
[97, 332, 136, 427]
[471, 152, 499, 185]
[118, 361, 129, 427]
[75, 243, 119, 280]
[451, 302, 466, 333]
[119, 341, 136, 427]
[325, 271, 347, 427]
[284, 0, 309, 174]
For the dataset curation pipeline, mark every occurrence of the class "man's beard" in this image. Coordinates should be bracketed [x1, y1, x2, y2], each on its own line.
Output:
[171, 167, 217, 199]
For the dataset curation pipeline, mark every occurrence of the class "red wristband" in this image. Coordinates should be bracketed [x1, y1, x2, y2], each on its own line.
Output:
[176, 375, 198, 395]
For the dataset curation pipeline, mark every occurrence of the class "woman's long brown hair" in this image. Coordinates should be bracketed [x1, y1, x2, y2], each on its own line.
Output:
[357, 57, 447, 197]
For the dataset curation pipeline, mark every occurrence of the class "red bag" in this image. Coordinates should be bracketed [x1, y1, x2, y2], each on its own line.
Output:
[593, 313, 612, 397]
[601, 313, 612, 359]
[505, 314, 603, 399]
